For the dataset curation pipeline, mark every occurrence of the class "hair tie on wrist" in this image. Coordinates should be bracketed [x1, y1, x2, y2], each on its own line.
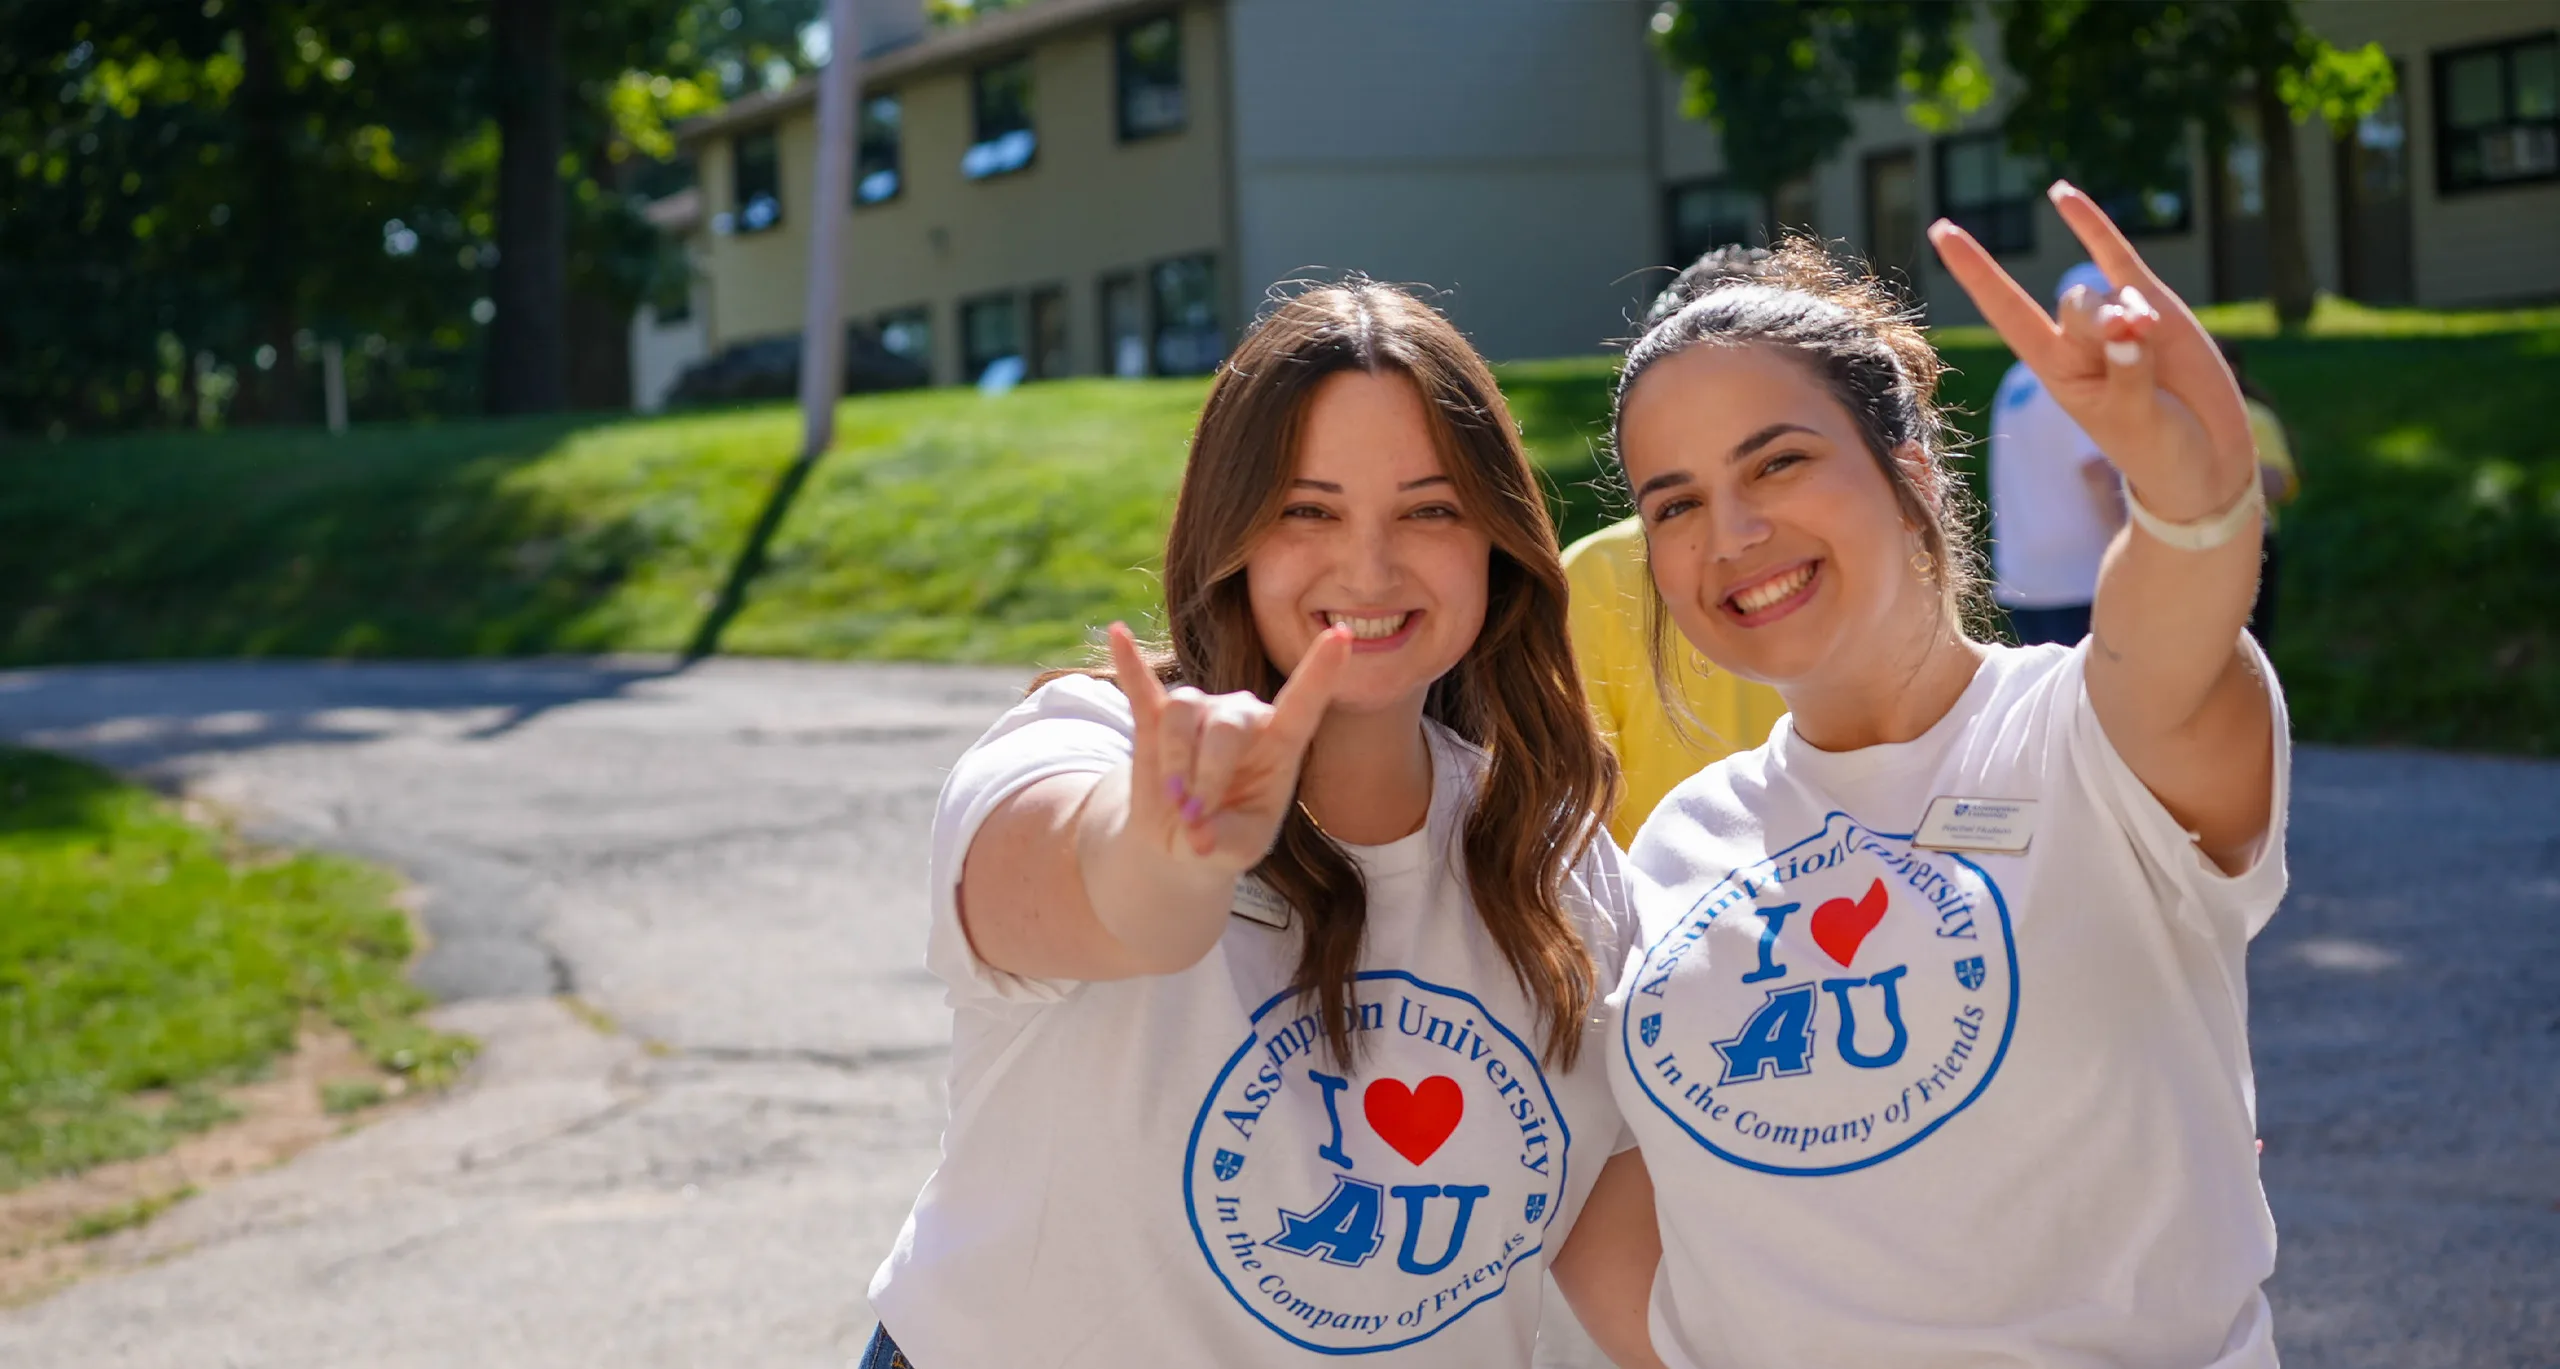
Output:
[2124, 474, 2264, 552]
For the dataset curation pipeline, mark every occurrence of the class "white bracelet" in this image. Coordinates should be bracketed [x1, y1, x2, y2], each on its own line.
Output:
[2123, 473, 2265, 552]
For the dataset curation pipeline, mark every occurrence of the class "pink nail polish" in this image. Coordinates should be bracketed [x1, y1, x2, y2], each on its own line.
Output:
[1166, 775, 1188, 804]
[1182, 797, 1206, 824]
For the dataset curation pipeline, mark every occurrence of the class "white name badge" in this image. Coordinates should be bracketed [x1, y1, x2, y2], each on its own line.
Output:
[1231, 875, 1292, 930]
[1913, 796, 2038, 854]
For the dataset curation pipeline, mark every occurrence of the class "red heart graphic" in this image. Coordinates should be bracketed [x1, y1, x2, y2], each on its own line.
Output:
[1364, 1076, 1464, 1165]
[1809, 877, 1890, 967]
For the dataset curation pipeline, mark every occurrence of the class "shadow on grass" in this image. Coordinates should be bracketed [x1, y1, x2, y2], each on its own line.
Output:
[0, 413, 650, 666]
[684, 448, 822, 662]
[0, 746, 126, 835]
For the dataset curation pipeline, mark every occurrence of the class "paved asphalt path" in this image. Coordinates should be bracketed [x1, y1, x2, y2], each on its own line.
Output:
[0, 660, 2552, 1368]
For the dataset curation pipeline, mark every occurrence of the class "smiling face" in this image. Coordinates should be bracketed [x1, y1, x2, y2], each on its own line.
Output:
[1244, 369, 1492, 715]
[1616, 343, 1941, 688]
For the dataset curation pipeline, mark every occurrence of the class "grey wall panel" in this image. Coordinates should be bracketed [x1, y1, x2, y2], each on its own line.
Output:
[1225, 0, 1661, 358]
[1228, 0, 1655, 164]
[1237, 164, 1658, 360]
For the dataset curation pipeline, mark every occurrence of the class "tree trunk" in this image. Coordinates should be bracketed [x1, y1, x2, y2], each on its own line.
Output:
[564, 133, 634, 411]
[237, 0, 306, 425]
[488, 0, 567, 414]
[2255, 71, 2317, 329]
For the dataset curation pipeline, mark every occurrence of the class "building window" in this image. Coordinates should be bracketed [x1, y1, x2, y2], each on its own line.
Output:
[961, 293, 1022, 381]
[1937, 132, 2040, 254]
[2435, 33, 2559, 192]
[1772, 177, 1818, 239]
[878, 306, 932, 371]
[856, 94, 902, 205]
[1100, 272, 1148, 377]
[1117, 14, 1186, 141]
[2093, 143, 2194, 238]
[733, 127, 782, 233]
[963, 55, 1037, 180]
[1027, 286, 1071, 378]
[1864, 150, 1922, 285]
[2095, 185, 2192, 237]
[1664, 179, 1762, 266]
[1150, 255, 1221, 376]
[645, 242, 694, 324]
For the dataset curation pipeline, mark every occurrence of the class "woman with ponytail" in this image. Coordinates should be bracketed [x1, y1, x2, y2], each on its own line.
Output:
[1585, 188, 2293, 1367]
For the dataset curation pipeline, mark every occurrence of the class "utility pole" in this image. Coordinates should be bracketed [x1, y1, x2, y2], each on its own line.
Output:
[797, 0, 863, 462]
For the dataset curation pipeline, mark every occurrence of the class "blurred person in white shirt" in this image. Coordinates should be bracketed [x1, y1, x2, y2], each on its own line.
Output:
[1988, 261, 2120, 645]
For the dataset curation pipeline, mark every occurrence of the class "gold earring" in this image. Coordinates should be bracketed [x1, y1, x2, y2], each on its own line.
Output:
[1911, 548, 1936, 579]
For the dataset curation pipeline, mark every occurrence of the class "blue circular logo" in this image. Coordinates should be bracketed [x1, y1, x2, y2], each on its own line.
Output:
[1184, 969, 1570, 1353]
[1623, 812, 2020, 1176]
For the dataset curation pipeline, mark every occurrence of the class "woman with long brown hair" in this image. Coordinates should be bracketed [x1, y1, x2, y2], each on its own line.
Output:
[860, 281, 1656, 1368]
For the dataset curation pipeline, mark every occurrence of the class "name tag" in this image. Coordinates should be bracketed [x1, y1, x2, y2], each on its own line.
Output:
[1232, 876, 1293, 930]
[1913, 796, 2037, 854]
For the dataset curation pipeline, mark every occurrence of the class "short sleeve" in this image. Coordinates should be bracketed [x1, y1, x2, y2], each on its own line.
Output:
[925, 674, 1137, 1008]
[2062, 636, 2293, 938]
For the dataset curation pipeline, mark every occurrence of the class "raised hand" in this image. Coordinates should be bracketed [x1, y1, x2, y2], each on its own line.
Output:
[1930, 182, 2276, 872]
[1928, 181, 2256, 524]
[1107, 621, 1352, 872]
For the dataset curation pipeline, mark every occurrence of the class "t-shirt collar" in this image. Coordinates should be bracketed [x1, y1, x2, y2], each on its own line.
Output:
[1770, 650, 2001, 788]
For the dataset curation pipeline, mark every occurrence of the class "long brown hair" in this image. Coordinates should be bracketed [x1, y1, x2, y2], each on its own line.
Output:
[1057, 279, 1617, 1069]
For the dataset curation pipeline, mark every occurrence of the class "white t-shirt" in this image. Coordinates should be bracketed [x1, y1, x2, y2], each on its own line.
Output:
[1612, 641, 2291, 1369]
[1989, 360, 2115, 609]
[870, 674, 1637, 1367]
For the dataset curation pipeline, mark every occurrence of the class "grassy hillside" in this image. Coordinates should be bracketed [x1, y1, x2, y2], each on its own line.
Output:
[2, 310, 2553, 752]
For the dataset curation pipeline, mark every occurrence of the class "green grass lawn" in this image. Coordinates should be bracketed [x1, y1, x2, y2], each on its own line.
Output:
[0, 747, 472, 1191]
[2, 306, 2553, 751]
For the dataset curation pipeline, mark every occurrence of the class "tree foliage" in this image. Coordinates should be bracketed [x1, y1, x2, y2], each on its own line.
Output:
[0, 0, 823, 436]
[1650, 0, 2395, 322]
[1995, 0, 2393, 207]
[1652, 0, 1982, 200]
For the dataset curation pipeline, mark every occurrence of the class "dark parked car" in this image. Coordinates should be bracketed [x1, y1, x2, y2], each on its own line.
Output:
[666, 325, 929, 406]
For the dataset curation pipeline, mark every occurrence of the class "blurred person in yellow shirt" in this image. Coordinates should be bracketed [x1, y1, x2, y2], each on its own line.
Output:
[1564, 516, 1791, 846]
[2215, 337, 2300, 646]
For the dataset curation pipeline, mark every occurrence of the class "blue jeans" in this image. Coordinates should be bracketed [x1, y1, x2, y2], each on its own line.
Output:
[858, 1325, 914, 1369]
[2006, 602, 2092, 647]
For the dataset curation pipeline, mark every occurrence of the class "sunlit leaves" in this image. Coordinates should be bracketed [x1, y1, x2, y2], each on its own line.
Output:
[1652, 1, 1977, 197]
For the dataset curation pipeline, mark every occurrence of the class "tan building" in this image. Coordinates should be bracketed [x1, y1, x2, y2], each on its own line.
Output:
[655, 0, 2559, 400]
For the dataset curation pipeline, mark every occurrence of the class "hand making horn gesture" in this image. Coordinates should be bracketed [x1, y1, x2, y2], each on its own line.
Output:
[1929, 181, 2258, 530]
[1105, 620, 1353, 871]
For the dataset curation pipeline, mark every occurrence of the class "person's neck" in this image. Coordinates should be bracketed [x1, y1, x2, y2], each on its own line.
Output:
[1297, 694, 1434, 845]
[1782, 608, 1985, 754]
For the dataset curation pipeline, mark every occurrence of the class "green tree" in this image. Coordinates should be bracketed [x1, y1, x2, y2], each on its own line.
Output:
[1650, 0, 2393, 326]
[1651, 0, 1979, 204]
[0, 0, 492, 432]
[1997, 0, 2392, 325]
[0, 0, 822, 434]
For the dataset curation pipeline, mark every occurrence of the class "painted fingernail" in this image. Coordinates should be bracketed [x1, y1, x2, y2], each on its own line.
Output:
[1166, 775, 1188, 804]
[1181, 796, 1207, 824]
[2104, 340, 2143, 367]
